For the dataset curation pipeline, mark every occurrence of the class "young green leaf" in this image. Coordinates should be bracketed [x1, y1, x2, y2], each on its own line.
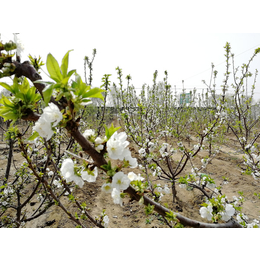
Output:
[61, 50, 73, 78]
[104, 123, 121, 140]
[46, 53, 63, 83]
[27, 131, 40, 141]
[83, 87, 105, 101]
[43, 84, 54, 105]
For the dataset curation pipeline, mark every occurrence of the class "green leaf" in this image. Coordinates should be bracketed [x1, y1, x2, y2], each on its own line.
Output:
[67, 69, 76, 78]
[83, 87, 105, 101]
[46, 53, 63, 83]
[34, 80, 55, 85]
[43, 84, 54, 105]
[27, 131, 39, 141]
[61, 50, 73, 78]
[0, 82, 13, 93]
[104, 123, 121, 140]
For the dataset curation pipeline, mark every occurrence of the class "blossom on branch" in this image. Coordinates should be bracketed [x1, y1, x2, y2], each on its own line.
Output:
[111, 188, 123, 206]
[101, 183, 113, 193]
[42, 103, 63, 126]
[33, 118, 53, 141]
[128, 172, 144, 182]
[33, 103, 62, 141]
[107, 131, 137, 168]
[81, 167, 98, 183]
[220, 204, 235, 221]
[60, 158, 84, 188]
[95, 137, 104, 152]
[107, 131, 129, 160]
[112, 172, 130, 191]
[103, 215, 109, 228]
[83, 129, 95, 140]
[199, 205, 213, 221]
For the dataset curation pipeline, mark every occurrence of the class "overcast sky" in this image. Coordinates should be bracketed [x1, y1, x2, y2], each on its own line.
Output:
[1, 1, 260, 99]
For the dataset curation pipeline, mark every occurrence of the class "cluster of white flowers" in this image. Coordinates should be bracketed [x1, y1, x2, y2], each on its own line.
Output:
[220, 204, 236, 221]
[102, 215, 109, 228]
[199, 204, 213, 221]
[201, 158, 209, 168]
[215, 106, 227, 120]
[101, 172, 131, 206]
[239, 137, 246, 144]
[193, 144, 200, 151]
[53, 179, 63, 188]
[246, 219, 260, 228]
[83, 129, 107, 152]
[139, 148, 146, 158]
[179, 183, 187, 189]
[37, 193, 44, 202]
[60, 158, 98, 188]
[151, 166, 162, 177]
[156, 184, 171, 200]
[243, 153, 260, 180]
[106, 131, 137, 168]
[147, 141, 156, 152]
[83, 129, 95, 140]
[0, 186, 14, 207]
[3, 186, 14, 196]
[128, 172, 145, 182]
[199, 197, 235, 222]
[236, 212, 260, 228]
[159, 143, 170, 157]
[203, 128, 209, 135]
[33, 103, 63, 141]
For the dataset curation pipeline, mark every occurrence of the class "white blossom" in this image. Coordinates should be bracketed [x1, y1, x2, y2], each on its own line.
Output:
[53, 179, 63, 188]
[33, 103, 62, 140]
[221, 204, 235, 221]
[103, 215, 109, 228]
[33, 118, 53, 141]
[179, 184, 187, 189]
[83, 129, 95, 140]
[95, 137, 104, 152]
[159, 143, 170, 157]
[42, 103, 63, 127]
[193, 144, 200, 151]
[107, 131, 129, 160]
[124, 150, 138, 168]
[107, 131, 137, 167]
[60, 158, 84, 188]
[199, 205, 213, 221]
[3, 186, 14, 196]
[101, 183, 113, 193]
[111, 188, 123, 206]
[112, 172, 130, 191]
[246, 219, 259, 228]
[163, 184, 171, 194]
[138, 148, 146, 157]
[128, 172, 144, 182]
[81, 167, 98, 183]
[148, 141, 155, 152]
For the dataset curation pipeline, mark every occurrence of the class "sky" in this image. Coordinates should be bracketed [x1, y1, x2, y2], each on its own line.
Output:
[1, 1, 260, 100]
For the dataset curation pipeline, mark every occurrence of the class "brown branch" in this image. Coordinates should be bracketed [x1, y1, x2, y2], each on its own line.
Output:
[125, 185, 242, 228]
